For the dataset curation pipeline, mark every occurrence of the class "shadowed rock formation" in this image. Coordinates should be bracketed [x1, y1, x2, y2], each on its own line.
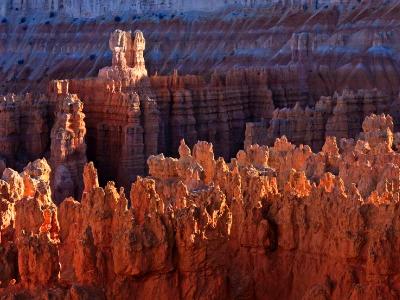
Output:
[2, 29, 400, 192]
[50, 92, 87, 203]
[245, 88, 396, 151]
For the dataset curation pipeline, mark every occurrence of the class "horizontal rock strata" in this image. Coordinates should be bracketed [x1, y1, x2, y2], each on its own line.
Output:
[0, 1, 398, 102]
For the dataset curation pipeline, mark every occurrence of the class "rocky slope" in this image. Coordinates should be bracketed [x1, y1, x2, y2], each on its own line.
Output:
[0, 0, 398, 101]
[1, 3, 400, 299]
[1, 113, 400, 299]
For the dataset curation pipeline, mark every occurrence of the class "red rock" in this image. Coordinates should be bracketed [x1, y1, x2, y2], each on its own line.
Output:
[50, 93, 87, 203]
[1, 113, 399, 298]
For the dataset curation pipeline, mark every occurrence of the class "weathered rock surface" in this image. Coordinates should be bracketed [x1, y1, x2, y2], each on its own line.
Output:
[49, 30, 274, 189]
[0, 1, 397, 101]
[0, 94, 50, 169]
[2, 27, 400, 193]
[0, 0, 289, 18]
[1, 113, 400, 299]
[50, 92, 87, 203]
[98, 29, 148, 84]
[245, 89, 394, 150]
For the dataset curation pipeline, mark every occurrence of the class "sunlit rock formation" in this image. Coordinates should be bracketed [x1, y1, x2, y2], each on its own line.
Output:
[0, 1, 396, 98]
[98, 29, 148, 84]
[46, 30, 274, 188]
[1, 113, 400, 299]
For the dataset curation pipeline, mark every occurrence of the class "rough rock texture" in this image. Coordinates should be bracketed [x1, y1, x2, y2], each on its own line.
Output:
[2, 27, 400, 191]
[98, 29, 148, 84]
[50, 91, 87, 203]
[0, 0, 292, 17]
[49, 30, 274, 189]
[1, 113, 400, 299]
[245, 89, 394, 150]
[0, 94, 51, 169]
[0, 158, 60, 292]
[0, 1, 397, 100]
[2, 25, 400, 195]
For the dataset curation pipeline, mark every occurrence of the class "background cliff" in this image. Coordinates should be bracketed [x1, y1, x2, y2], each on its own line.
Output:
[0, 0, 399, 104]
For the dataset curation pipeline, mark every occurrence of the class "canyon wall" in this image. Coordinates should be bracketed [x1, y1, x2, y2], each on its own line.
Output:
[1, 113, 400, 299]
[57, 29, 274, 189]
[0, 0, 398, 102]
[1, 28, 400, 193]
[0, 93, 52, 169]
[1, 3, 400, 299]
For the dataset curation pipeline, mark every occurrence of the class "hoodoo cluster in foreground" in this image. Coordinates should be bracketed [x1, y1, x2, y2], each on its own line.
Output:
[1, 112, 400, 299]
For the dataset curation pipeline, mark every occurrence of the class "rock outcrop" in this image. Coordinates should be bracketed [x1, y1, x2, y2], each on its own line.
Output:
[0, 158, 60, 292]
[50, 92, 87, 203]
[98, 29, 148, 84]
[245, 89, 392, 150]
[0, 94, 51, 169]
[2, 27, 400, 192]
[1, 113, 400, 299]
[48, 30, 274, 189]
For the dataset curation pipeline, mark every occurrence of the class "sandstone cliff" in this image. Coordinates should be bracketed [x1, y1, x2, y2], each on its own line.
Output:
[0, 93, 50, 169]
[47, 30, 274, 189]
[2, 28, 400, 193]
[1, 113, 400, 299]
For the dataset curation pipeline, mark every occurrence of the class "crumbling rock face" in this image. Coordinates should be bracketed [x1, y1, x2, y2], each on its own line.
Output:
[246, 89, 392, 151]
[98, 29, 148, 85]
[0, 158, 60, 294]
[50, 93, 87, 203]
[2, 28, 400, 193]
[0, 1, 396, 100]
[0, 89, 88, 203]
[0, 94, 50, 169]
[1, 113, 400, 299]
[46, 30, 274, 189]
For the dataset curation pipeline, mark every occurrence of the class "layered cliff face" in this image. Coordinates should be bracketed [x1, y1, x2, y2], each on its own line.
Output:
[0, 0, 398, 102]
[1, 113, 400, 299]
[1, 2, 400, 299]
[2, 27, 400, 192]
[0, 0, 284, 17]
[0, 85, 88, 203]
[45, 29, 274, 189]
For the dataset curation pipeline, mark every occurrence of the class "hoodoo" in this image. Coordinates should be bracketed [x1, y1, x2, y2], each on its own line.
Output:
[1, 1, 400, 299]
[99, 29, 148, 84]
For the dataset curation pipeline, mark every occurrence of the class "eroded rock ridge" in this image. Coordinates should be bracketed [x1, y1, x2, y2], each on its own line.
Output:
[1, 113, 400, 299]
